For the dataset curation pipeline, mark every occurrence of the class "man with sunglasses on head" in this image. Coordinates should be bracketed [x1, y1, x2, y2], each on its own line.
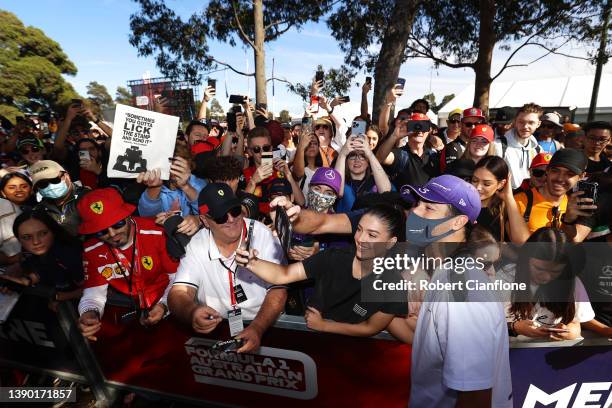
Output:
[441, 107, 486, 169]
[494, 103, 543, 189]
[76, 188, 178, 341]
[30, 160, 89, 236]
[168, 183, 287, 353]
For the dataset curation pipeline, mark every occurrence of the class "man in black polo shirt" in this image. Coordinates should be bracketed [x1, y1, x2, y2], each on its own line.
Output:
[376, 112, 440, 188]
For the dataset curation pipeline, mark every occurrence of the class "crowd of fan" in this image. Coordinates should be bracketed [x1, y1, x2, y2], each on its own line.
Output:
[0, 77, 611, 406]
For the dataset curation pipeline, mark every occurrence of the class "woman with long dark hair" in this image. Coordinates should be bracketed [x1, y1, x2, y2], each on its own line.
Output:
[471, 156, 530, 243]
[505, 228, 594, 340]
[0, 172, 35, 208]
[292, 131, 324, 202]
[0, 209, 83, 308]
[236, 204, 407, 338]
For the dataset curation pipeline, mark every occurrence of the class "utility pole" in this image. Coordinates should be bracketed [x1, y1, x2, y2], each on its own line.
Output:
[588, 1, 610, 122]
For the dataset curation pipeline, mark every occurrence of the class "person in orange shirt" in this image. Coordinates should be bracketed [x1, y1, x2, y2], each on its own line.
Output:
[514, 149, 589, 233]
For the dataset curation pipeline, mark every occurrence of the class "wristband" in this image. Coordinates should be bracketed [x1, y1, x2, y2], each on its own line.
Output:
[83, 309, 101, 319]
[508, 321, 518, 337]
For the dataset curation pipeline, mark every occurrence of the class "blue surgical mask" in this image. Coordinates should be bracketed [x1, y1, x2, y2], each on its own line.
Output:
[405, 211, 456, 247]
[39, 180, 69, 199]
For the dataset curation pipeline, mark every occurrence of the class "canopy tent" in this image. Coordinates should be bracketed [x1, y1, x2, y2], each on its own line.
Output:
[438, 74, 612, 124]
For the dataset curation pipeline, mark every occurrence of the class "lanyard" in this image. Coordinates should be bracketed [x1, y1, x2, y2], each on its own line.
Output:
[107, 219, 145, 308]
[219, 259, 237, 308]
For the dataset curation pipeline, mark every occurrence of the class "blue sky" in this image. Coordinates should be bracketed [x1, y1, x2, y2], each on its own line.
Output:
[3, 0, 606, 119]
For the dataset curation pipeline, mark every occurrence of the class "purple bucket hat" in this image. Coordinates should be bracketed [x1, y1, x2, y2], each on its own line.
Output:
[400, 175, 481, 223]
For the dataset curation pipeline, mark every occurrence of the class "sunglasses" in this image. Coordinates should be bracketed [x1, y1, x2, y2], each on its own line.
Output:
[531, 169, 546, 177]
[19, 146, 41, 155]
[36, 173, 65, 190]
[347, 154, 367, 162]
[539, 124, 557, 129]
[448, 119, 461, 124]
[462, 121, 482, 128]
[251, 145, 272, 154]
[315, 125, 329, 130]
[586, 136, 611, 144]
[94, 219, 128, 238]
[207, 206, 242, 224]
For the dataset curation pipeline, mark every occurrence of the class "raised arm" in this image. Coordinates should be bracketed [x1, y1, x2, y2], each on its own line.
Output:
[235, 248, 307, 285]
[197, 86, 215, 121]
[361, 138, 391, 193]
[292, 128, 312, 180]
[375, 125, 405, 166]
[378, 85, 403, 136]
[270, 196, 353, 235]
[499, 175, 530, 244]
[361, 81, 371, 120]
[53, 104, 81, 161]
[305, 309, 394, 337]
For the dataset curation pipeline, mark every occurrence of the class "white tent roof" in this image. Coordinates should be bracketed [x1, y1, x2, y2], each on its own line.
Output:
[439, 74, 612, 116]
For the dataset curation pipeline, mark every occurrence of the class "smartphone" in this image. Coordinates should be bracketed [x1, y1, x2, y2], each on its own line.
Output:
[71, 98, 83, 107]
[261, 151, 273, 168]
[545, 327, 570, 333]
[340, 95, 350, 102]
[227, 112, 237, 132]
[365, 76, 372, 85]
[310, 95, 319, 113]
[211, 338, 243, 352]
[275, 206, 293, 255]
[207, 79, 216, 89]
[245, 219, 255, 252]
[396, 77, 406, 90]
[229, 95, 245, 104]
[301, 116, 313, 127]
[577, 180, 598, 205]
[315, 70, 325, 83]
[231, 104, 242, 113]
[351, 119, 367, 136]
[407, 120, 431, 133]
[79, 150, 91, 161]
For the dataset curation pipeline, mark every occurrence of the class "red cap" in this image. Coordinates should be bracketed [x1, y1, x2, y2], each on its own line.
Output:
[409, 112, 430, 121]
[191, 137, 220, 155]
[77, 188, 136, 235]
[463, 107, 485, 120]
[470, 124, 494, 142]
[530, 152, 552, 169]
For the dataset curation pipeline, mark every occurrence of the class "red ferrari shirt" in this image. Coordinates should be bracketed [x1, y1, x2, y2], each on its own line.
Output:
[82, 217, 178, 309]
[242, 166, 280, 214]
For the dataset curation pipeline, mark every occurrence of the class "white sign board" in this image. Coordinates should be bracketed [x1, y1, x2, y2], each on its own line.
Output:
[107, 104, 178, 180]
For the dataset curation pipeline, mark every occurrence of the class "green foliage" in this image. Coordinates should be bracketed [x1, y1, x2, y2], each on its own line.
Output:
[208, 98, 225, 120]
[0, 10, 79, 122]
[115, 86, 134, 106]
[129, 0, 334, 82]
[288, 65, 354, 101]
[86, 81, 114, 116]
[423, 92, 455, 114]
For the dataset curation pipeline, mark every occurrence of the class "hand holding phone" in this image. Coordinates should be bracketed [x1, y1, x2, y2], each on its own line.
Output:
[315, 70, 325, 84]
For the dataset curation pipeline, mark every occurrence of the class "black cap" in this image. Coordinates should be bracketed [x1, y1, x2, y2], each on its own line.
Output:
[493, 107, 515, 124]
[163, 215, 193, 258]
[269, 178, 292, 196]
[445, 158, 476, 181]
[198, 183, 241, 218]
[549, 148, 588, 175]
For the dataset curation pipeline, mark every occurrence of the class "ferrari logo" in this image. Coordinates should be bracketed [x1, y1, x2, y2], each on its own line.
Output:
[544, 154, 552, 161]
[101, 267, 113, 279]
[218, 189, 225, 196]
[141, 256, 153, 270]
[90, 201, 104, 215]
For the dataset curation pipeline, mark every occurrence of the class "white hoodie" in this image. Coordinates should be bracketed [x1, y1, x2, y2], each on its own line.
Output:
[494, 129, 540, 189]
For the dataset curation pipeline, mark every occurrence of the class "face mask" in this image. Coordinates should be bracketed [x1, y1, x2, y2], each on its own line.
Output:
[405, 211, 456, 247]
[307, 189, 336, 212]
[39, 180, 69, 199]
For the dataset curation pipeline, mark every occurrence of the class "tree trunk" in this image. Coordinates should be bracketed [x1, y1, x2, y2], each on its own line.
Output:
[588, 0, 610, 122]
[472, 0, 496, 114]
[253, 0, 267, 105]
[372, 0, 419, 123]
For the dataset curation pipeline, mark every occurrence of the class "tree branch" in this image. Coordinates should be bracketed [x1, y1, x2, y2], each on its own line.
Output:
[208, 57, 255, 77]
[264, 19, 291, 32]
[406, 35, 475, 69]
[266, 76, 293, 86]
[526, 42, 592, 62]
[231, 0, 256, 49]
